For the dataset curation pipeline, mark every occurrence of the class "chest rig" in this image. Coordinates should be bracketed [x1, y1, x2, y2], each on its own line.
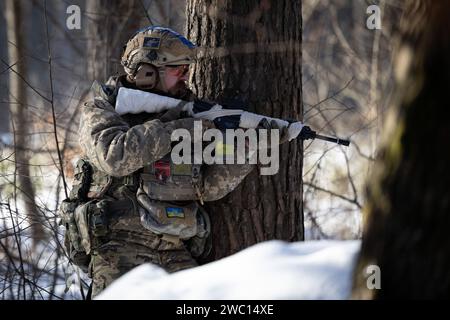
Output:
[136, 153, 205, 242]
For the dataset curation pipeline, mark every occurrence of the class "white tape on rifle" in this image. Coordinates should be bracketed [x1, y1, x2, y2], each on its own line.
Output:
[287, 122, 304, 141]
[239, 111, 289, 129]
[115, 87, 304, 139]
[115, 87, 181, 115]
[194, 104, 243, 120]
[240, 112, 303, 140]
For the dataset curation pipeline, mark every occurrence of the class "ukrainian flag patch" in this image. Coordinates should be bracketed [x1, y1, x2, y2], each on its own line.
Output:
[166, 207, 185, 218]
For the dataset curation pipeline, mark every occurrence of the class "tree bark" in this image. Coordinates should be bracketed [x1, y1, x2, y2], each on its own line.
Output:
[86, 0, 143, 82]
[186, 0, 304, 262]
[352, 1, 450, 299]
[5, 0, 46, 243]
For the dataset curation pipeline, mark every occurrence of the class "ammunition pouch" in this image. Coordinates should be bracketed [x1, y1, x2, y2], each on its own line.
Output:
[137, 188, 198, 239]
[60, 197, 114, 269]
[60, 199, 90, 272]
[60, 158, 94, 272]
[141, 156, 203, 202]
[60, 158, 112, 272]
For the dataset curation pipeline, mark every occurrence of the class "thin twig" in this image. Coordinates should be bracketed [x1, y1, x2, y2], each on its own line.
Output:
[303, 182, 362, 209]
[0, 58, 51, 104]
[6, 201, 26, 299]
[43, 0, 68, 200]
[139, 0, 154, 25]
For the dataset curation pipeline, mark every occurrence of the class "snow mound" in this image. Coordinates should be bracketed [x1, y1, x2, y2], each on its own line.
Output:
[97, 240, 361, 300]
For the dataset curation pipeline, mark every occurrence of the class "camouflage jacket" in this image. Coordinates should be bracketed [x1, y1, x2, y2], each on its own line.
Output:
[79, 76, 255, 202]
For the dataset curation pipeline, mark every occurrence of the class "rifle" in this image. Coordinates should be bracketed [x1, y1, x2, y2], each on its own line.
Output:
[115, 87, 350, 147]
[294, 126, 350, 146]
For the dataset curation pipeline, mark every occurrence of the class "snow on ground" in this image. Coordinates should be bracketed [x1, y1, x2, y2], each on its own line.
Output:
[97, 240, 361, 300]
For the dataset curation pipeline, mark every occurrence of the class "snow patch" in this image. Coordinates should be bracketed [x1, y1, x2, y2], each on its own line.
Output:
[97, 240, 361, 300]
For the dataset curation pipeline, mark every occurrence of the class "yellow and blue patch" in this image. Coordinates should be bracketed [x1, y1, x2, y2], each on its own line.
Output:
[143, 37, 161, 49]
[166, 207, 185, 218]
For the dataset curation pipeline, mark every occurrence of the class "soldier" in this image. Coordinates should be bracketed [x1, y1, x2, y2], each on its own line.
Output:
[61, 26, 265, 298]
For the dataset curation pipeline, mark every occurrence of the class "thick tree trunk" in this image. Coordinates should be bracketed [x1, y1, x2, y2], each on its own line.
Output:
[353, 1, 450, 299]
[186, 0, 304, 261]
[86, 0, 143, 82]
[5, 0, 46, 243]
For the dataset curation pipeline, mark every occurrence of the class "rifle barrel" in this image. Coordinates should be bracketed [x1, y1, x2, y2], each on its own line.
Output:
[315, 134, 350, 146]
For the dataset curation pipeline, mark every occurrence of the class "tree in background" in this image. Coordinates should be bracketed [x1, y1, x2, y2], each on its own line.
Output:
[5, 0, 46, 243]
[302, 0, 402, 240]
[86, 0, 143, 82]
[353, 0, 450, 299]
[186, 0, 304, 262]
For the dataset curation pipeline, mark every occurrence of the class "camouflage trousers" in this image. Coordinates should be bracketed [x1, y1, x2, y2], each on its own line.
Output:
[88, 202, 198, 298]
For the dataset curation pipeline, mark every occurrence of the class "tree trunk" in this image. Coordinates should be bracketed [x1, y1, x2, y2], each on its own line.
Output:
[186, 0, 304, 262]
[352, 1, 450, 299]
[86, 0, 143, 82]
[5, 0, 46, 243]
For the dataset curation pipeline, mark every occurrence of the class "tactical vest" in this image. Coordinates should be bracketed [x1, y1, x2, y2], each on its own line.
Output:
[59, 155, 211, 272]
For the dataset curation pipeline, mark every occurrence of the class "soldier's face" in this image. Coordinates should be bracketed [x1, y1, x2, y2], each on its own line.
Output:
[163, 65, 190, 97]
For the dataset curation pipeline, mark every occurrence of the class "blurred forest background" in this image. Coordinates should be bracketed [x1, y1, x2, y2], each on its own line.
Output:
[0, 0, 401, 299]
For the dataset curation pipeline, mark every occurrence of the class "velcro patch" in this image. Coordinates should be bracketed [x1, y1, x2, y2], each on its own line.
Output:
[143, 37, 161, 49]
[166, 207, 185, 218]
[154, 160, 171, 181]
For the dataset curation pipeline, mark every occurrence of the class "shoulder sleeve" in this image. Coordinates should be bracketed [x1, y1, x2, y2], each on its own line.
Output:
[78, 98, 172, 177]
[201, 164, 255, 201]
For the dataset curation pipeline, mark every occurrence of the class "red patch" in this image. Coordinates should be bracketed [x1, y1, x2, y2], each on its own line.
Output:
[154, 160, 171, 181]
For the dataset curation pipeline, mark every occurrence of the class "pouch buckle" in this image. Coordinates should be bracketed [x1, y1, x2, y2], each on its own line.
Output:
[90, 201, 108, 237]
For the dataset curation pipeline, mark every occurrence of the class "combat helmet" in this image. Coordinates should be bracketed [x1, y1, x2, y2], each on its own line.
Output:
[121, 26, 196, 76]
